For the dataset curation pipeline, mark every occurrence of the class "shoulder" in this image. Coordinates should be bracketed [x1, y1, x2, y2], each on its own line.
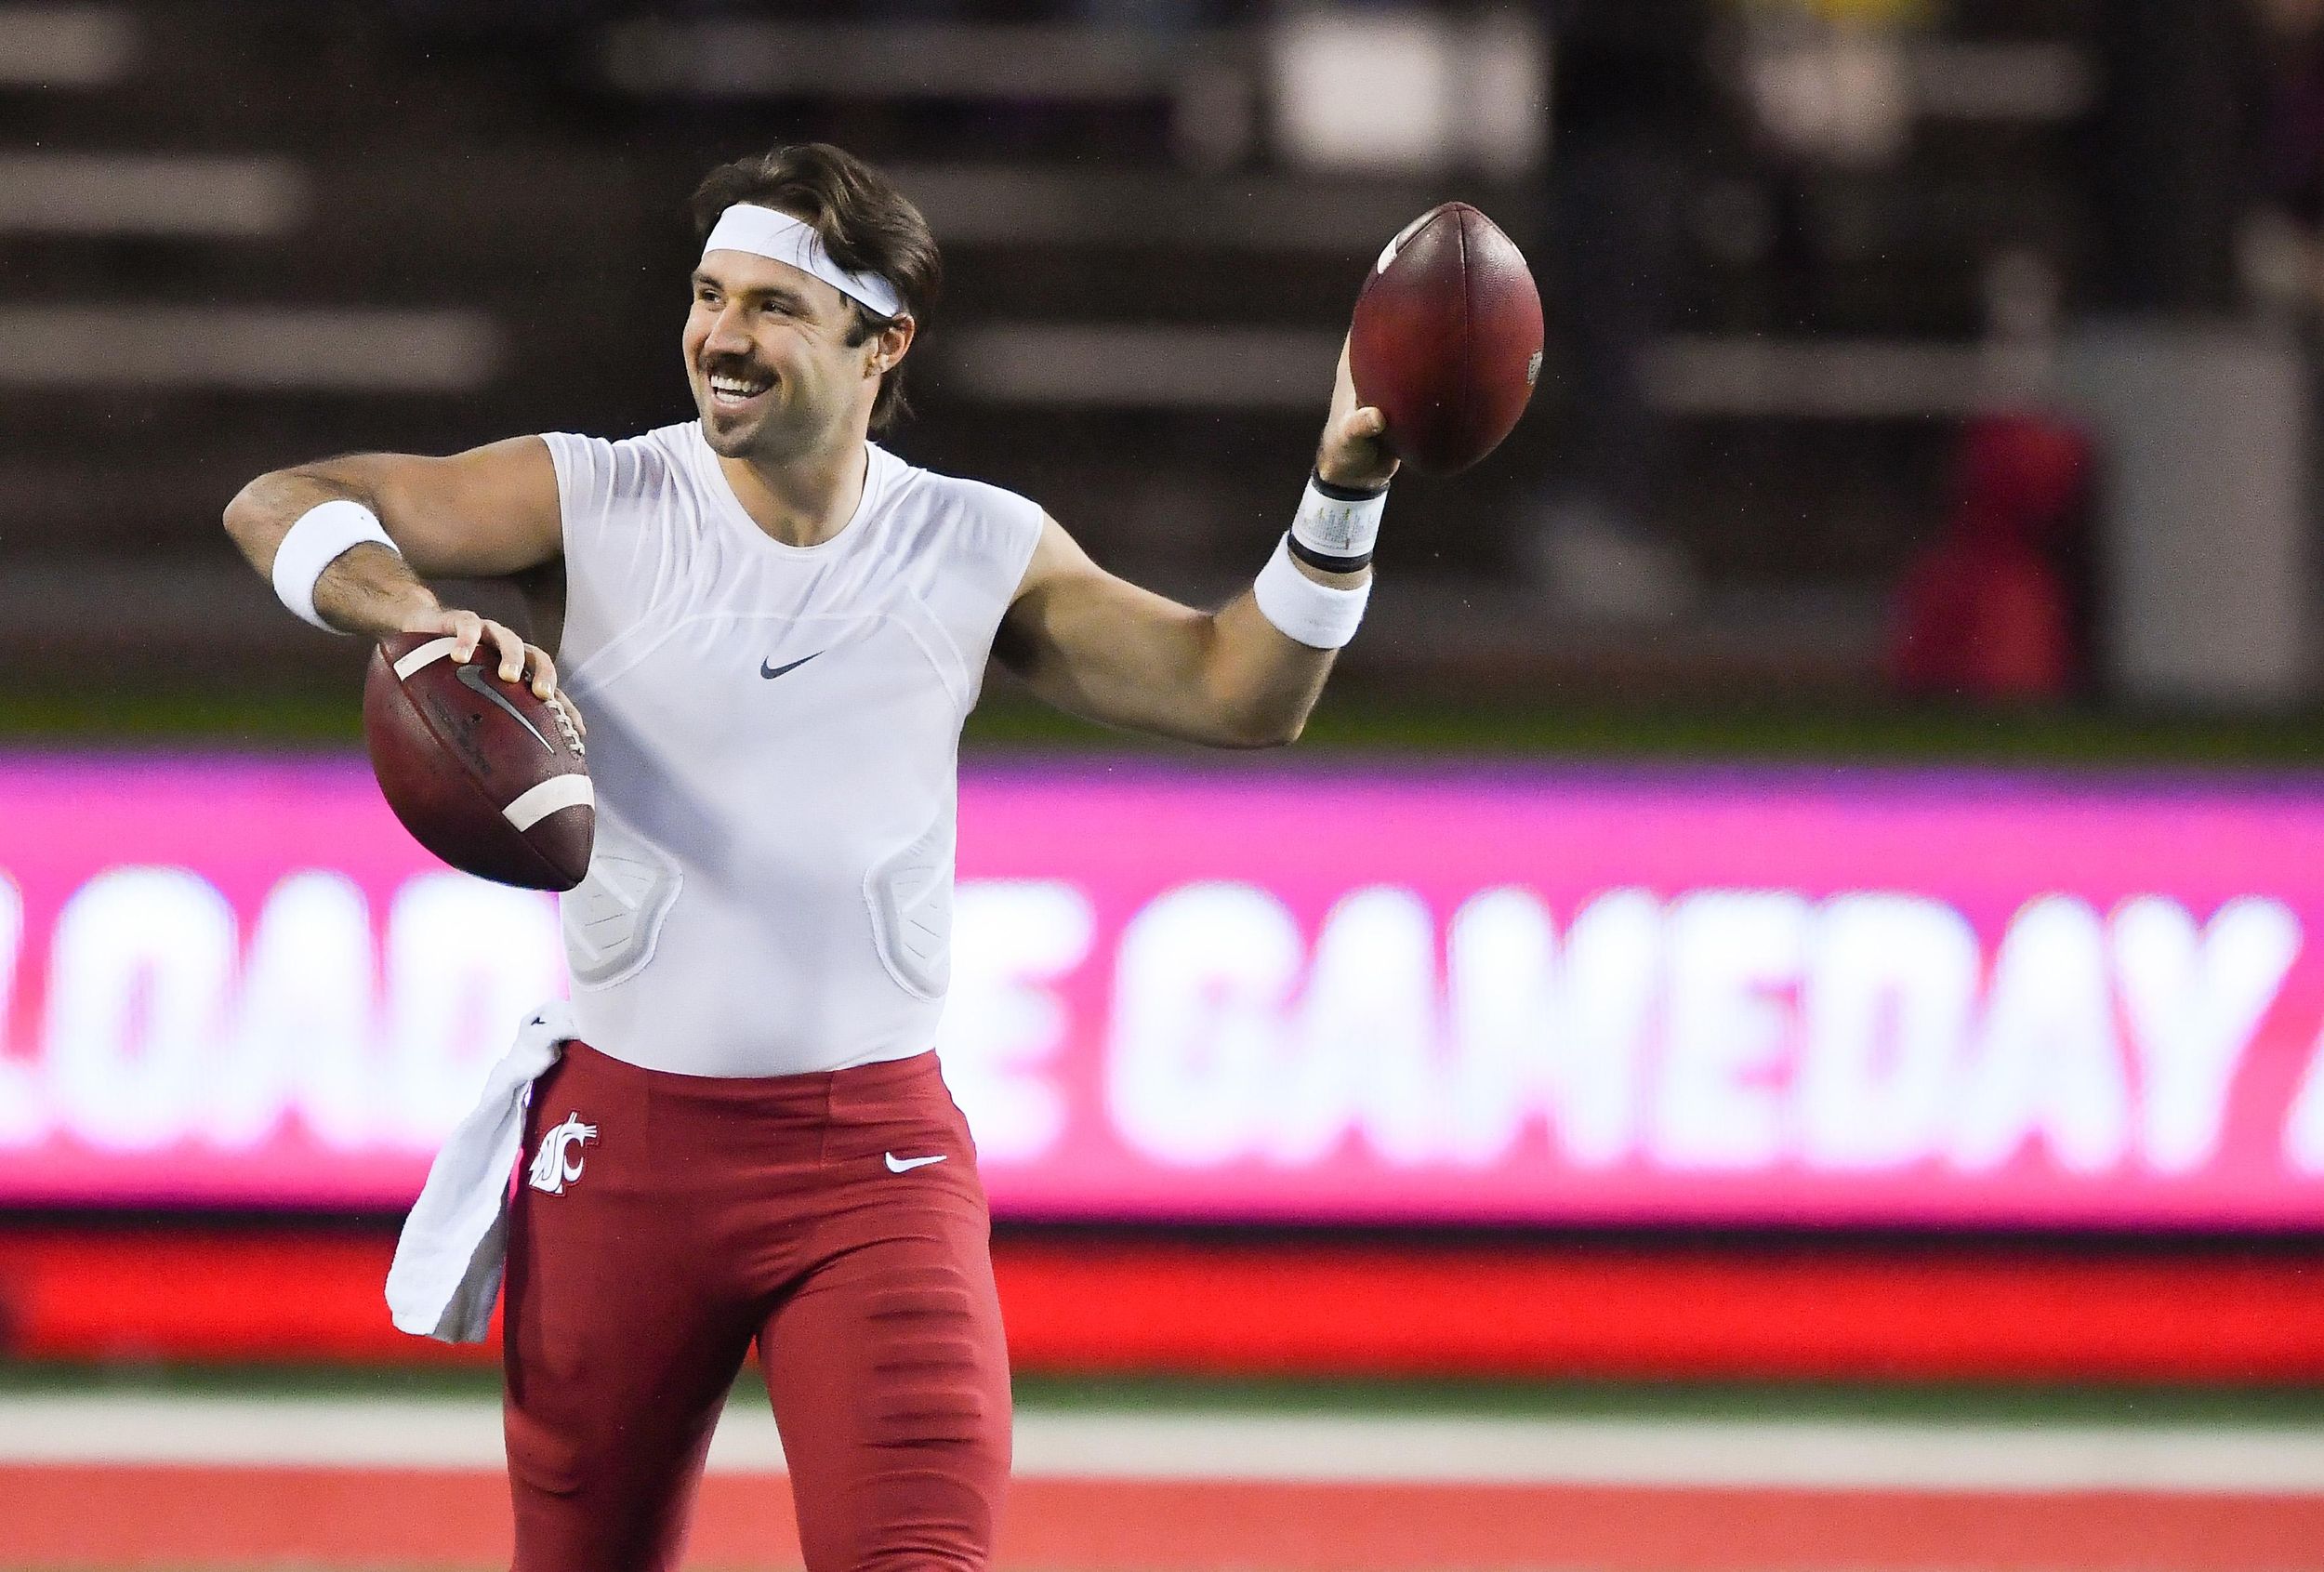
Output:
[538, 421, 703, 511]
[878, 449, 1046, 561]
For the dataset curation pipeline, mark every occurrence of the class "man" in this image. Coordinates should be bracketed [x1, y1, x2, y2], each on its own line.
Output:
[223, 142, 1395, 1572]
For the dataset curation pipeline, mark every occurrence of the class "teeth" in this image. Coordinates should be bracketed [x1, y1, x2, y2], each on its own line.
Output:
[709, 375, 768, 397]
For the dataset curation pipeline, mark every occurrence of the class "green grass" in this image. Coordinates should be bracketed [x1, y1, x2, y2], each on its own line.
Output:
[0, 688, 362, 749]
[4, 683, 2321, 773]
[6, 1360, 2320, 1426]
[1010, 1373, 2324, 1426]
[989, 695, 2324, 772]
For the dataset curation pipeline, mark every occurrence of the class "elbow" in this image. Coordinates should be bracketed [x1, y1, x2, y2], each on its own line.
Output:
[1213, 712, 1305, 750]
[221, 472, 279, 551]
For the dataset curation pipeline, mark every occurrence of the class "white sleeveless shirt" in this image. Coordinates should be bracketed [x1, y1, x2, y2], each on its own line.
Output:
[539, 420, 1044, 1077]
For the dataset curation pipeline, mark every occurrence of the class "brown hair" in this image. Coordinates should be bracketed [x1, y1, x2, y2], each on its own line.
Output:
[690, 143, 943, 432]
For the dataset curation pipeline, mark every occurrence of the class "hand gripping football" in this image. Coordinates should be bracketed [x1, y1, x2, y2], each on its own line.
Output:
[1349, 202, 1544, 475]
[363, 632, 594, 891]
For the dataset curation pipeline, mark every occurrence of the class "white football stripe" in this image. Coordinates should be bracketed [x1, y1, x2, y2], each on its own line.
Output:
[1375, 207, 1434, 274]
[391, 636, 460, 680]
[503, 773, 594, 831]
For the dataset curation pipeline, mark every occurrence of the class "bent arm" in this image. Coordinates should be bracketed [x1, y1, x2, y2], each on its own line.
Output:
[994, 335, 1393, 749]
[221, 437, 562, 641]
[994, 516, 1365, 749]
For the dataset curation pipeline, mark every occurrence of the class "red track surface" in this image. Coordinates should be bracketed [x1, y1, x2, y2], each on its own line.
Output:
[5, 1465, 2323, 1572]
[3, 1227, 2321, 1380]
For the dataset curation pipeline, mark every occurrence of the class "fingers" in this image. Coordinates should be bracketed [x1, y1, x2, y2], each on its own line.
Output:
[481, 620, 527, 683]
[1318, 332, 1396, 488]
[524, 646, 559, 703]
[403, 604, 466, 640]
[418, 612, 558, 696]
[549, 688, 588, 743]
[447, 615, 529, 686]
[1326, 335, 1358, 428]
[440, 609, 486, 661]
[1316, 403, 1398, 492]
[482, 623, 564, 703]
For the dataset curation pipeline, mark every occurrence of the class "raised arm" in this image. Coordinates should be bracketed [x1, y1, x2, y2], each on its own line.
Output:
[222, 437, 568, 701]
[994, 344, 1393, 748]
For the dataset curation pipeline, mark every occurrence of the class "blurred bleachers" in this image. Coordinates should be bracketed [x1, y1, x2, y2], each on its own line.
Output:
[0, 1, 2113, 698]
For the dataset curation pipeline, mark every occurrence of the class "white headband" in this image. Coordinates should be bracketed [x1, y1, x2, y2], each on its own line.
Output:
[701, 204, 905, 320]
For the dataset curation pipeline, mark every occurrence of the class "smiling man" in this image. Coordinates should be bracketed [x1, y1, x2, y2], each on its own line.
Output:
[222, 142, 1395, 1572]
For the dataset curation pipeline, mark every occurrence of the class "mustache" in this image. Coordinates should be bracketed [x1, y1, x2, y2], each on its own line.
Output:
[701, 356, 773, 383]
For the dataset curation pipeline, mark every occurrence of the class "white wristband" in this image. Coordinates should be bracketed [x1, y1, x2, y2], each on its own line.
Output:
[1289, 473, 1387, 571]
[272, 499, 399, 633]
[1254, 534, 1371, 650]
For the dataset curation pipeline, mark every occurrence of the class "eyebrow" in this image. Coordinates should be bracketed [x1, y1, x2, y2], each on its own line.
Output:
[690, 271, 812, 312]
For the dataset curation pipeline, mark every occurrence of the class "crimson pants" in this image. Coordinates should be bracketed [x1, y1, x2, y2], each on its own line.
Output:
[502, 1042, 1011, 1572]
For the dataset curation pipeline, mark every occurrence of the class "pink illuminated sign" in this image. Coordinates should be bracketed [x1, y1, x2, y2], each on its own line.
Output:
[2, 753, 2322, 1228]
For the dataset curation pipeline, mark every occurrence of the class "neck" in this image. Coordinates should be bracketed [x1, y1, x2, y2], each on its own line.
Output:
[718, 431, 870, 548]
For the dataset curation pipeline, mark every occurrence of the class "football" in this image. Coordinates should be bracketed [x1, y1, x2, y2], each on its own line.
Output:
[1349, 203, 1544, 475]
[363, 632, 594, 892]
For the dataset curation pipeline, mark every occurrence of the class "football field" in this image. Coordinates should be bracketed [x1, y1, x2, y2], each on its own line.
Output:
[2, 1377, 2319, 1572]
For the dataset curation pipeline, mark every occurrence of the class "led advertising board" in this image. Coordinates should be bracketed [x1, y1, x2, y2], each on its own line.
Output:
[2, 754, 2320, 1227]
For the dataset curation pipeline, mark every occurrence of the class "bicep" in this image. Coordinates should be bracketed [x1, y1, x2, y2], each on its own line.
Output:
[996, 515, 1215, 730]
[307, 436, 562, 579]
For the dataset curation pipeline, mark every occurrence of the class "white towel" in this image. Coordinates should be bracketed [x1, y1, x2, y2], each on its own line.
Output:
[386, 1001, 575, 1342]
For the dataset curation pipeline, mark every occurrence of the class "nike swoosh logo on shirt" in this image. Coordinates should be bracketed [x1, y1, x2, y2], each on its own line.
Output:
[884, 1152, 947, 1173]
[760, 652, 822, 680]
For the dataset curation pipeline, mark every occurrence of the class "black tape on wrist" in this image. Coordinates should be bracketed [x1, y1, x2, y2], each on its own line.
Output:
[1311, 469, 1391, 502]
[1287, 533, 1373, 575]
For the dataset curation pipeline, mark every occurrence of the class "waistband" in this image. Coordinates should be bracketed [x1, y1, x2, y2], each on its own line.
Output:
[557, 1038, 944, 1112]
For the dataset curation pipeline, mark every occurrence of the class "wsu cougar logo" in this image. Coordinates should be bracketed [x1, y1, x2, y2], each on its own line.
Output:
[528, 1114, 598, 1196]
